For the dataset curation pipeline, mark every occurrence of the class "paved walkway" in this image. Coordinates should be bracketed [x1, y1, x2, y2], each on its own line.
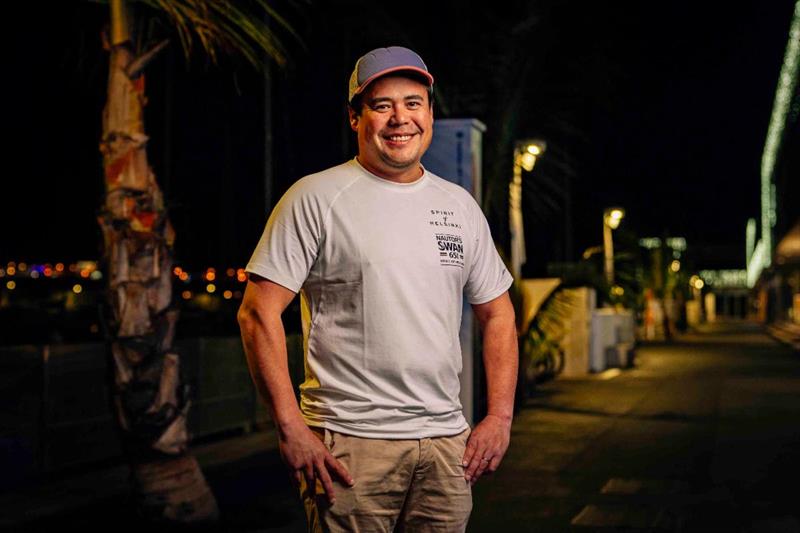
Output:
[5, 321, 800, 532]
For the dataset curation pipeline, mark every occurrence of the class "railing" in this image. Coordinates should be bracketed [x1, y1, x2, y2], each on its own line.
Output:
[0, 334, 304, 485]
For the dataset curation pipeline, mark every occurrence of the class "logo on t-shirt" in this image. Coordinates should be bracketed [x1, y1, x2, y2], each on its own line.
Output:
[435, 233, 464, 267]
[428, 209, 462, 229]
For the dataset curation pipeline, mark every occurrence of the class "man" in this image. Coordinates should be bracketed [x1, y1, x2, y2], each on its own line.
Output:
[238, 46, 518, 532]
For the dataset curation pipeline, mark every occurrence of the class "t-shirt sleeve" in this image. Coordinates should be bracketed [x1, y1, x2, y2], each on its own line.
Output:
[464, 200, 514, 305]
[245, 180, 323, 293]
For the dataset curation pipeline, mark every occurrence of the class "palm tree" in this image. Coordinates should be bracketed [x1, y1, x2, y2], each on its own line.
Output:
[97, 0, 297, 523]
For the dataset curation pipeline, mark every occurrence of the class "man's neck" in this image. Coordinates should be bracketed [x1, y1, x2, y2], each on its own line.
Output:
[356, 157, 423, 184]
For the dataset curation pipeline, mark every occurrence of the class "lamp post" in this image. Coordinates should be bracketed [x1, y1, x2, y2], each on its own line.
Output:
[509, 139, 546, 279]
[603, 207, 625, 286]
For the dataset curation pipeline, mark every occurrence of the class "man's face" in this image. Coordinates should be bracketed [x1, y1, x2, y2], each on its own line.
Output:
[349, 75, 433, 183]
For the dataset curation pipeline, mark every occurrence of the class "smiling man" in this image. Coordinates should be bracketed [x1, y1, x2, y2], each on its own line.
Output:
[238, 46, 518, 532]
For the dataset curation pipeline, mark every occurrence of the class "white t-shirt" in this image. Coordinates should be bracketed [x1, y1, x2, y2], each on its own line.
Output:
[246, 159, 513, 438]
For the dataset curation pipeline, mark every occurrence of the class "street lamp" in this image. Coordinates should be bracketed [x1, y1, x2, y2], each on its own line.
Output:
[509, 139, 547, 278]
[603, 207, 625, 286]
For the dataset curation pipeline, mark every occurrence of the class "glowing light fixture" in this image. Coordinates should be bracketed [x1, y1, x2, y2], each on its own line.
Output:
[223, 290, 233, 300]
[182, 290, 192, 300]
[510, 138, 547, 278]
[6, 281, 16, 290]
[6, 266, 16, 276]
[760, 1, 800, 266]
[90, 270, 103, 280]
[603, 207, 625, 286]
[670, 260, 681, 272]
[206, 283, 216, 293]
[72, 284, 83, 294]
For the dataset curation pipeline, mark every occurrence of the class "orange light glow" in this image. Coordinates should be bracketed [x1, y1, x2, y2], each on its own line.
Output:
[226, 268, 235, 277]
[55, 263, 65, 272]
[18, 263, 28, 272]
[80, 269, 91, 278]
[223, 290, 233, 300]
[44, 267, 53, 277]
[205, 271, 216, 282]
[173, 266, 183, 276]
[179, 272, 189, 282]
[182, 290, 192, 300]
[6, 267, 16, 276]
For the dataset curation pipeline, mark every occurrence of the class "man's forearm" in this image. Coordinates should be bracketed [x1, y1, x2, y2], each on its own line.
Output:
[239, 309, 306, 434]
[480, 307, 518, 421]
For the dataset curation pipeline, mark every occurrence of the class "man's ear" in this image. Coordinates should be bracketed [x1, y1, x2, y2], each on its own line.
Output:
[348, 107, 359, 132]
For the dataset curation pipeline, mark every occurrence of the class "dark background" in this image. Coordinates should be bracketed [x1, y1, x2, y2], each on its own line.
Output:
[3, 0, 796, 273]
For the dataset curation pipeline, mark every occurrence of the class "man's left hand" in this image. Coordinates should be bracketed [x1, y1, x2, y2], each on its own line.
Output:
[462, 414, 512, 485]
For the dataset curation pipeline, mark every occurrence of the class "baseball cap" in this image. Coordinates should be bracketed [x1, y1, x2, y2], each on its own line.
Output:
[348, 46, 434, 103]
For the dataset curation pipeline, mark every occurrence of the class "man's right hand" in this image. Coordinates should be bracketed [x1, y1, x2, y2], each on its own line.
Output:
[278, 423, 353, 505]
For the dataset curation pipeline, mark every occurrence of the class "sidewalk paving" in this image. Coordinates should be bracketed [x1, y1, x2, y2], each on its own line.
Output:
[5, 320, 800, 532]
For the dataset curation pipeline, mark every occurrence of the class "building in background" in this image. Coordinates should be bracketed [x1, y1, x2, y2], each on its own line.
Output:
[748, 2, 800, 328]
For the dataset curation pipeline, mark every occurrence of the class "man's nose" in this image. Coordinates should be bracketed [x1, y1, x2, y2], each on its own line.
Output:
[389, 104, 409, 125]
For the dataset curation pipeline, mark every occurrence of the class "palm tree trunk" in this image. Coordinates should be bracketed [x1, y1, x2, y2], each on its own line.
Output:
[98, 0, 218, 523]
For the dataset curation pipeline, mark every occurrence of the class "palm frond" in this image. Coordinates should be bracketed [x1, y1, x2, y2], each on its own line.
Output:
[136, 0, 301, 69]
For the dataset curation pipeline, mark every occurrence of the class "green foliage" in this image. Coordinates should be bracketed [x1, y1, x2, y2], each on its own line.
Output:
[97, 0, 305, 69]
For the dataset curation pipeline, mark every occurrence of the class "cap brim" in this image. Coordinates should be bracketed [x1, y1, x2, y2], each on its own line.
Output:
[353, 66, 434, 97]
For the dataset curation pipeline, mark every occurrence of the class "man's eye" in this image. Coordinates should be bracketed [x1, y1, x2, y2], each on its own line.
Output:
[373, 104, 390, 111]
[407, 101, 421, 108]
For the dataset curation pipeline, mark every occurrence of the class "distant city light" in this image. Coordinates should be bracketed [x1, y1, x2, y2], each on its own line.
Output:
[43, 266, 53, 277]
[611, 285, 625, 296]
[72, 284, 83, 294]
[205, 270, 216, 282]
[670, 260, 681, 272]
[665, 237, 687, 251]
[0, 268, 5, 277]
[223, 290, 233, 300]
[6, 281, 16, 290]
[179, 272, 190, 282]
[80, 269, 91, 278]
[699, 269, 747, 289]
[55, 263, 65, 272]
[90, 270, 103, 280]
[226, 268, 235, 277]
[689, 275, 704, 290]
[18, 262, 28, 272]
[237, 269, 247, 282]
[182, 290, 192, 300]
[206, 283, 216, 293]
[234, 291, 243, 299]
[6, 266, 16, 276]
[30, 271, 40, 279]
[173, 266, 183, 276]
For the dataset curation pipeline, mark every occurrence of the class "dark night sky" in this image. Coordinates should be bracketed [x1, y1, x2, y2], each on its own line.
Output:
[3, 1, 797, 270]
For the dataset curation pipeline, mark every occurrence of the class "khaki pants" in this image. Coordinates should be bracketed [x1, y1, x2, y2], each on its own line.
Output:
[302, 428, 472, 533]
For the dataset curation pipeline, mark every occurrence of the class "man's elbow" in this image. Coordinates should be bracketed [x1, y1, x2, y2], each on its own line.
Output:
[237, 302, 257, 332]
